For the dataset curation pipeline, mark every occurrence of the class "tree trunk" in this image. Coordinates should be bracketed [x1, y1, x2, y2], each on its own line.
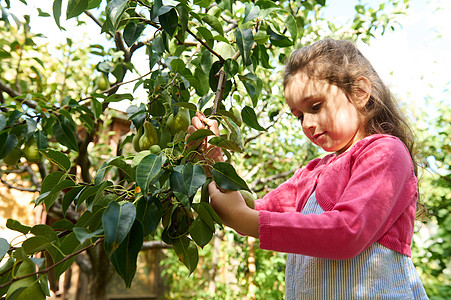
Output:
[86, 243, 113, 300]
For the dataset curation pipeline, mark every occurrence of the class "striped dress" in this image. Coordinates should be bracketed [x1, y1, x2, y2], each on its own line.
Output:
[285, 192, 429, 299]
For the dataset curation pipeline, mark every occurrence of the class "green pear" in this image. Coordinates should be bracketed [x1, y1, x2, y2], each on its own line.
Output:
[95, 73, 110, 91]
[167, 107, 190, 134]
[22, 137, 41, 164]
[149, 144, 161, 154]
[139, 120, 158, 150]
[133, 126, 143, 152]
[239, 190, 255, 209]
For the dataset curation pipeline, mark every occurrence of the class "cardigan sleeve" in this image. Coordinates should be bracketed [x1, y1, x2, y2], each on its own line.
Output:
[258, 137, 418, 259]
[253, 168, 303, 213]
[254, 157, 323, 213]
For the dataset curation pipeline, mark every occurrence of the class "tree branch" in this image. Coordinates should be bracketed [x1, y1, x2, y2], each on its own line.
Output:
[186, 27, 225, 64]
[141, 241, 171, 250]
[0, 79, 37, 108]
[0, 79, 21, 98]
[211, 69, 226, 115]
[0, 177, 40, 192]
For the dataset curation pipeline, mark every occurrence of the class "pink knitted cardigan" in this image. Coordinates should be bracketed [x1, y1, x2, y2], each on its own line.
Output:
[256, 134, 418, 260]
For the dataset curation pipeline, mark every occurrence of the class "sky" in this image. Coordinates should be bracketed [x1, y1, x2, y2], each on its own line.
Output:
[5, 0, 451, 113]
[323, 0, 450, 110]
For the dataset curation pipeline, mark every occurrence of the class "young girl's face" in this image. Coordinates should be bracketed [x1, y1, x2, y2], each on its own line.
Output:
[284, 72, 367, 154]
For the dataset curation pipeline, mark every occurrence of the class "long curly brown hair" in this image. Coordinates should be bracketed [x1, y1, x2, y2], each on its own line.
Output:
[283, 38, 418, 176]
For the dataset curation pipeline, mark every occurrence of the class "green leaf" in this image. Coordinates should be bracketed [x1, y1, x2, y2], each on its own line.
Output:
[192, 203, 215, 231]
[193, 202, 222, 227]
[87, 0, 102, 10]
[241, 106, 266, 131]
[34, 130, 48, 150]
[52, 233, 83, 278]
[102, 201, 136, 256]
[212, 162, 250, 191]
[106, 0, 127, 30]
[0, 238, 9, 260]
[201, 13, 224, 36]
[73, 227, 103, 244]
[78, 113, 95, 134]
[197, 26, 214, 47]
[244, 3, 261, 23]
[75, 183, 106, 210]
[53, 117, 79, 152]
[0, 133, 18, 159]
[136, 154, 164, 196]
[136, 196, 163, 236]
[186, 128, 214, 144]
[159, 8, 178, 37]
[36, 179, 76, 209]
[0, 114, 6, 131]
[52, 219, 75, 231]
[37, 8, 50, 17]
[209, 136, 242, 152]
[0, 258, 13, 296]
[175, 4, 188, 32]
[169, 58, 186, 73]
[6, 219, 31, 234]
[22, 236, 52, 254]
[110, 220, 143, 288]
[106, 93, 133, 103]
[278, 9, 297, 42]
[266, 25, 293, 47]
[235, 28, 254, 66]
[183, 163, 206, 197]
[172, 236, 198, 274]
[173, 101, 197, 111]
[39, 274, 51, 297]
[62, 186, 84, 216]
[189, 218, 213, 247]
[66, 0, 89, 20]
[39, 149, 71, 171]
[91, 98, 102, 120]
[31, 224, 59, 244]
[94, 156, 135, 184]
[41, 171, 66, 194]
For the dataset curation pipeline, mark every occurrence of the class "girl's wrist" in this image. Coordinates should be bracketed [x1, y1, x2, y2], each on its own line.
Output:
[229, 205, 259, 238]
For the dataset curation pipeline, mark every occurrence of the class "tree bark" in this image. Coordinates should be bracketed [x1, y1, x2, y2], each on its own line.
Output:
[86, 243, 113, 300]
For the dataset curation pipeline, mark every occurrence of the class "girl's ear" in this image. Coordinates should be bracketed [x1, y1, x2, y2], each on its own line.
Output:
[352, 77, 371, 108]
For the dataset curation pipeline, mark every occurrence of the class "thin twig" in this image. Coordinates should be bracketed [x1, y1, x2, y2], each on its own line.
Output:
[79, 70, 152, 104]
[0, 177, 40, 192]
[211, 69, 226, 116]
[186, 28, 225, 64]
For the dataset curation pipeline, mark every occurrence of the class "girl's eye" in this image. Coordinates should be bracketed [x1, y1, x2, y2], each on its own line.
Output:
[297, 114, 304, 122]
[312, 103, 322, 111]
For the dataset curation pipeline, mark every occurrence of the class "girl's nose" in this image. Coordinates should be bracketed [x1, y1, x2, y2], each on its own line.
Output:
[302, 114, 316, 131]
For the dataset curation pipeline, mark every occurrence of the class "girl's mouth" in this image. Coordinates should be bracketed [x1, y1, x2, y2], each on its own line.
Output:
[312, 132, 326, 142]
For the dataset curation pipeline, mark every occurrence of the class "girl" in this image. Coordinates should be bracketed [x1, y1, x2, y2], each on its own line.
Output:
[188, 39, 428, 299]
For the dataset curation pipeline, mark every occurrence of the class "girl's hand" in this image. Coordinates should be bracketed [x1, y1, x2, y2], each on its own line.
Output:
[186, 111, 224, 166]
[208, 181, 259, 238]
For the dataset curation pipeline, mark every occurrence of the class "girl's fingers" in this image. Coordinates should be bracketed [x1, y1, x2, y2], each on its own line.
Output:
[208, 181, 221, 198]
[191, 116, 205, 129]
[187, 125, 196, 134]
[206, 120, 220, 136]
